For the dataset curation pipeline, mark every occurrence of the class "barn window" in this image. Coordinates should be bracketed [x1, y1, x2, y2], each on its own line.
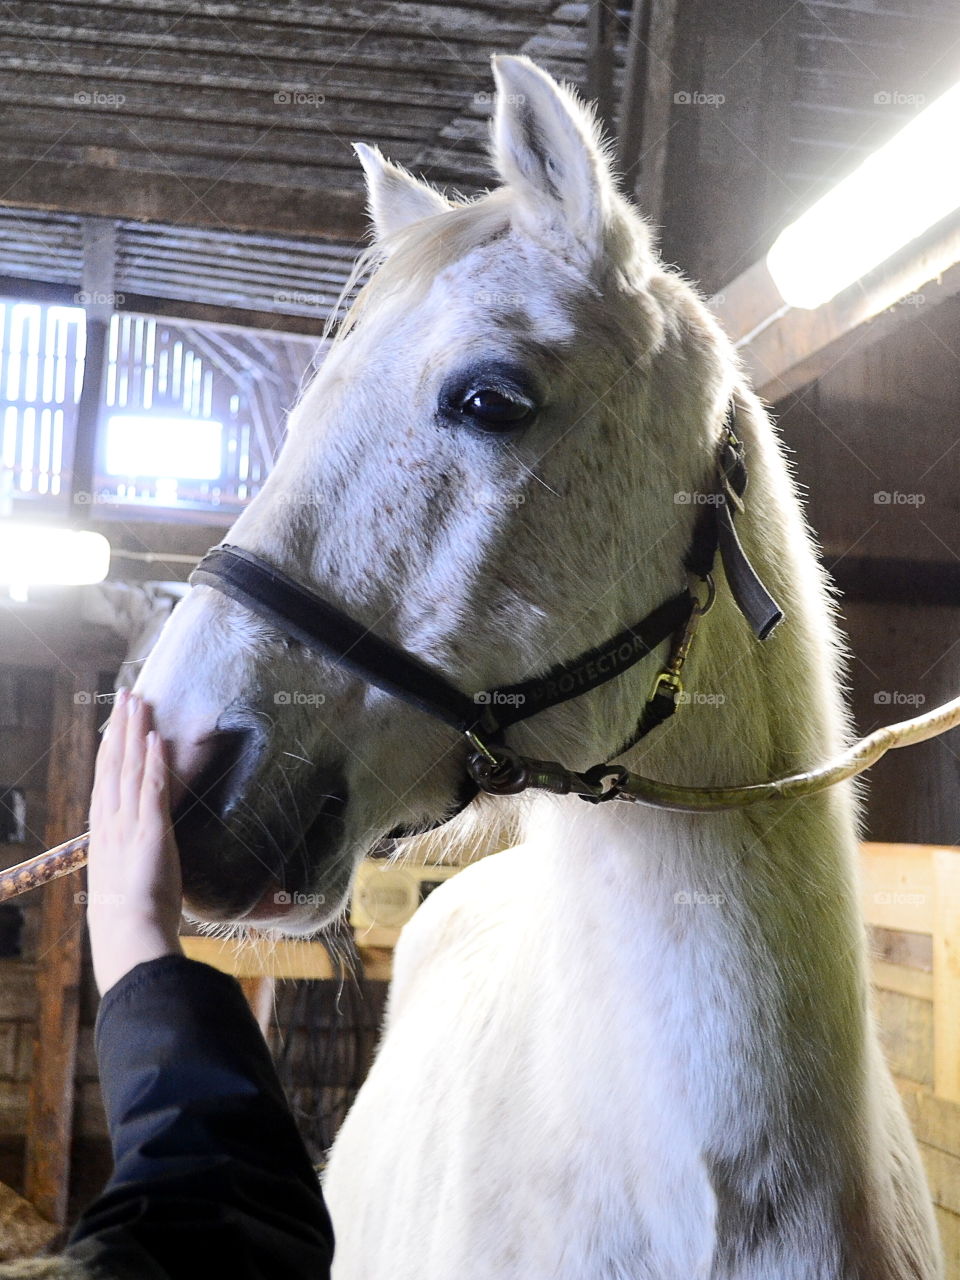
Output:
[0, 300, 317, 518]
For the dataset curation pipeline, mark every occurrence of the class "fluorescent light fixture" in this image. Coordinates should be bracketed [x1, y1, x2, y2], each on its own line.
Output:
[0, 524, 110, 588]
[104, 414, 223, 481]
[767, 79, 960, 309]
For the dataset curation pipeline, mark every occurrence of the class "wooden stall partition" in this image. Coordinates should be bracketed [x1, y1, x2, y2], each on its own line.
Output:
[24, 670, 98, 1226]
[860, 842, 960, 1273]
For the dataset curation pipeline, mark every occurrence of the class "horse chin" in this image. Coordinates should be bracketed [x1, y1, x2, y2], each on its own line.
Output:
[186, 876, 353, 938]
[174, 778, 353, 931]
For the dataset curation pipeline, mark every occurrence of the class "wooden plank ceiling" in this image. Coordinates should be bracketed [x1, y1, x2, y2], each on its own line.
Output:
[0, 3, 615, 234]
[0, 1, 627, 327]
[1, 1, 959, 328]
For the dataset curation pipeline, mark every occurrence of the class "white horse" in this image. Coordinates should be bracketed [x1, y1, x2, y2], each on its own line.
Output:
[137, 55, 941, 1280]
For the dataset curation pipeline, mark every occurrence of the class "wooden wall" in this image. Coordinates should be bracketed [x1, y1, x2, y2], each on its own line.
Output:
[862, 844, 960, 1272]
[0, 649, 120, 1218]
[776, 290, 960, 846]
[0, 665, 54, 1177]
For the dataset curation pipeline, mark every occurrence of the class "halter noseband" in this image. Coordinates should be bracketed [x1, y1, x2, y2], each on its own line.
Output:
[189, 404, 782, 829]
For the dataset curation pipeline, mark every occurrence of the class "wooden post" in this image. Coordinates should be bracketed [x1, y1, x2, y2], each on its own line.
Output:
[24, 669, 98, 1225]
[238, 975, 276, 1042]
[585, 0, 618, 143]
[70, 219, 116, 516]
[622, 0, 682, 227]
[934, 848, 960, 1104]
[616, 0, 652, 185]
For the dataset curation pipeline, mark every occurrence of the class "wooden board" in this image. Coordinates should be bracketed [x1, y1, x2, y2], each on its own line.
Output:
[860, 843, 935, 933]
[934, 849, 960, 1103]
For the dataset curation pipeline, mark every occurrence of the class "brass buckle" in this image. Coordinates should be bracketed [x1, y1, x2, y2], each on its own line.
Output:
[645, 574, 714, 709]
[648, 668, 684, 705]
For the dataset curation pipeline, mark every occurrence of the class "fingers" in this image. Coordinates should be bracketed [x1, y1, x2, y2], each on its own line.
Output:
[92, 691, 168, 829]
[140, 729, 173, 829]
[92, 688, 128, 820]
[119, 694, 151, 817]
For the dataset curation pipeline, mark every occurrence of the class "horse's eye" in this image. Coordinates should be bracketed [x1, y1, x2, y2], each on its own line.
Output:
[458, 386, 535, 430]
[438, 362, 540, 436]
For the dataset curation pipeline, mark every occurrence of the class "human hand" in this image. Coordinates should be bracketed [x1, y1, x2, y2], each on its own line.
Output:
[87, 689, 184, 996]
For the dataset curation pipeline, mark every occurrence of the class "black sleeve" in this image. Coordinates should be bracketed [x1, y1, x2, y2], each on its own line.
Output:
[65, 954, 334, 1280]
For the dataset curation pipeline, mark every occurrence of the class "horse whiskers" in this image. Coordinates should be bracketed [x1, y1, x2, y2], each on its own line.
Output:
[504, 445, 559, 497]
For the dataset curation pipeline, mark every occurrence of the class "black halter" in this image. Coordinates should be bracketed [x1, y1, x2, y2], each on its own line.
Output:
[189, 404, 782, 831]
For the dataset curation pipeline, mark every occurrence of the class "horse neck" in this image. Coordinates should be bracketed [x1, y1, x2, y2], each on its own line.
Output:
[513, 570, 869, 1087]
[516, 389, 864, 955]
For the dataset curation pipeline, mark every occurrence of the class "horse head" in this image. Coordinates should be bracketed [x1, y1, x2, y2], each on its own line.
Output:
[135, 55, 737, 931]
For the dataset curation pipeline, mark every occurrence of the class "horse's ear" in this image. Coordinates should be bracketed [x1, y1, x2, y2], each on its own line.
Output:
[353, 143, 450, 241]
[490, 55, 613, 262]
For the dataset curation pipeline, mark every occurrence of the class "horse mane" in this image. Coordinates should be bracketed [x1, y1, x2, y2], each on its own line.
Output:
[325, 188, 515, 345]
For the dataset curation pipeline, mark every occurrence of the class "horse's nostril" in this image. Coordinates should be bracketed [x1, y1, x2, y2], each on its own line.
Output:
[174, 725, 267, 825]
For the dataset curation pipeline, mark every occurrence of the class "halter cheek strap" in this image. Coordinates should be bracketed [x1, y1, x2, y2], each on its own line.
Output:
[686, 415, 783, 642]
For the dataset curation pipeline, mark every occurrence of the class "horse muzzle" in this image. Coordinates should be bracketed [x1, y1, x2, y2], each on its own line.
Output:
[169, 715, 350, 926]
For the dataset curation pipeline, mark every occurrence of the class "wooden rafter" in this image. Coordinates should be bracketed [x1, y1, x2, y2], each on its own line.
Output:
[0, 159, 369, 244]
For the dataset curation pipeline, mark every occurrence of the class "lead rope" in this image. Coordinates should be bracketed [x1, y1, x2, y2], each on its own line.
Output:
[4, 651, 960, 906]
[8, 686, 960, 907]
[464, 683, 960, 814]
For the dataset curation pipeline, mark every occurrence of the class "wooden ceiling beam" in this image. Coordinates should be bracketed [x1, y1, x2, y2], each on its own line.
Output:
[0, 158, 368, 243]
[0, 276, 329, 338]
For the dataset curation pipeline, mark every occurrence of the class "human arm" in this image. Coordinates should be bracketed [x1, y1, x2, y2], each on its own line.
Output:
[66, 691, 334, 1278]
